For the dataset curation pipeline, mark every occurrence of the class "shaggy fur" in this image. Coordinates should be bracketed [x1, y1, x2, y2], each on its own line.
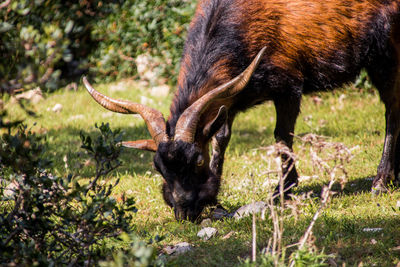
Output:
[155, 0, 400, 221]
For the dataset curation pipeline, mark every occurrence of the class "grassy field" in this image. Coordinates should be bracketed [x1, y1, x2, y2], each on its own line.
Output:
[4, 79, 400, 266]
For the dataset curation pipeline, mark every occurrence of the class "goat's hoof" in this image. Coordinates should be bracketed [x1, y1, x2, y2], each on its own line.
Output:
[371, 180, 388, 195]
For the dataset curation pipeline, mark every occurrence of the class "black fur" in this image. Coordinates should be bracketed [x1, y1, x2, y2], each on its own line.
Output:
[157, 0, 400, 221]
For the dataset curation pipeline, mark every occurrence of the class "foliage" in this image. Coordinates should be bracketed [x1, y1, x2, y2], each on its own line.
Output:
[5, 79, 399, 266]
[0, 113, 156, 266]
[99, 233, 165, 267]
[89, 0, 196, 84]
[240, 248, 329, 267]
[0, 0, 195, 92]
[0, 0, 113, 92]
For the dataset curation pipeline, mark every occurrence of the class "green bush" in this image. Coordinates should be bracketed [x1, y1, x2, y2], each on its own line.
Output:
[89, 0, 196, 84]
[0, 114, 157, 265]
[0, 0, 113, 92]
[0, 0, 196, 92]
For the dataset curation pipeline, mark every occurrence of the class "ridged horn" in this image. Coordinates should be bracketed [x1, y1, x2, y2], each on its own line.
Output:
[174, 47, 266, 143]
[83, 77, 169, 146]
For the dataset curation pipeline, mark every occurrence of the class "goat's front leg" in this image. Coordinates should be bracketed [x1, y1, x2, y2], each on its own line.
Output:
[210, 118, 233, 177]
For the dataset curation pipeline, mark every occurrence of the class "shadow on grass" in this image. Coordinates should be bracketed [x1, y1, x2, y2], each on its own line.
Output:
[294, 176, 375, 198]
[44, 124, 156, 178]
[153, 212, 400, 267]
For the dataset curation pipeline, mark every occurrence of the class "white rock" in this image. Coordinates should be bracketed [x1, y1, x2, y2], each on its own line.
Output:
[143, 70, 158, 82]
[362, 228, 383, 233]
[110, 82, 127, 92]
[3, 180, 18, 197]
[233, 201, 267, 220]
[16, 87, 43, 104]
[136, 54, 152, 77]
[175, 242, 193, 254]
[52, 103, 63, 113]
[164, 242, 193, 255]
[197, 227, 218, 241]
[140, 96, 154, 106]
[150, 85, 170, 97]
[68, 114, 84, 121]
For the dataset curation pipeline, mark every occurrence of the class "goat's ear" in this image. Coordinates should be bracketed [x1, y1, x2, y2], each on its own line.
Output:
[203, 106, 228, 139]
[121, 139, 157, 152]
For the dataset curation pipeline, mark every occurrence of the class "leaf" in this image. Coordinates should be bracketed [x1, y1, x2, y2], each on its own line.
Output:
[0, 22, 13, 33]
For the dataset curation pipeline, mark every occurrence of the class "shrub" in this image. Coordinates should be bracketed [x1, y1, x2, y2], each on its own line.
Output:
[0, 0, 196, 92]
[88, 0, 196, 84]
[0, 0, 112, 92]
[0, 113, 156, 265]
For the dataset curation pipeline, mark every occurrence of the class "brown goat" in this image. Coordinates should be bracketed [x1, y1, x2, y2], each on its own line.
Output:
[84, 0, 400, 221]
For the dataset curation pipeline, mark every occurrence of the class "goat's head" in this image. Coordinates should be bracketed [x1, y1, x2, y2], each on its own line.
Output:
[83, 47, 265, 221]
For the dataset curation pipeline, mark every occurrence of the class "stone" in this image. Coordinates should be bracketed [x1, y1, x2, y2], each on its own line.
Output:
[140, 96, 154, 106]
[233, 201, 267, 220]
[200, 218, 212, 228]
[197, 227, 218, 241]
[163, 242, 193, 255]
[212, 207, 231, 220]
[150, 85, 170, 97]
[16, 87, 43, 104]
[68, 114, 84, 121]
[52, 103, 63, 113]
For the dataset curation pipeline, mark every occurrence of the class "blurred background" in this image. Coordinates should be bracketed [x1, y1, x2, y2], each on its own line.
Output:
[0, 0, 196, 94]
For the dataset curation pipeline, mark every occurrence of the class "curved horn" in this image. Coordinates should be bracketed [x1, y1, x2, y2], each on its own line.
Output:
[174, 47, 266, 143]
[83, 77, 169, 146]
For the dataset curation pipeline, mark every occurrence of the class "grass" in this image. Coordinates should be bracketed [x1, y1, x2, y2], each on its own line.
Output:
[4, 79, 400, 266]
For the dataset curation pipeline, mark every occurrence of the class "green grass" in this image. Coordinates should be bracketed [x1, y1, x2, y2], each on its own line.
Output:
[4, 80, 400, 266]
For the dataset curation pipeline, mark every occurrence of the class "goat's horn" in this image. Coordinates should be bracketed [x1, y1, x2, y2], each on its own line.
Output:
[83, 77, 169, 146]
[174, 47, 266, 143]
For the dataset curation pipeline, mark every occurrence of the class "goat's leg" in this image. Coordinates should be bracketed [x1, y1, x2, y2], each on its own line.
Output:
[394, 138, 400, 181]
[372, 106, 400, 192]
[210, 117, 234, 177]
[368, 40, 400, 193]
[273, 95, 301, 196]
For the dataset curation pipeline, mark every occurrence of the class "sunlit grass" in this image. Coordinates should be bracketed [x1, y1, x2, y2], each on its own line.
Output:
[4, 80, 400, 266]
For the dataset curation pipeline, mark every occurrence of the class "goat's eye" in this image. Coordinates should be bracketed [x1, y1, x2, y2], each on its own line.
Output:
[197, 156, 205, 167]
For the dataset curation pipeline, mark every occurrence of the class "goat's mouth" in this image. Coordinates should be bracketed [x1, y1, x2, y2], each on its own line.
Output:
[174, 206, 203, 222]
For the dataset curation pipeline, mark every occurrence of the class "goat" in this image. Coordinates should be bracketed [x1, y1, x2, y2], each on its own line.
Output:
[83, 0, 400, 221]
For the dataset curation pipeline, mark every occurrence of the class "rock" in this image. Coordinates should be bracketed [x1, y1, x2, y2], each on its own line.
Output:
[362, 228, 383, 233]
[16, 87, 43, 104]
[175, 242, 193, 254]
[136, 54, 152, 77]
[212, 207, 231, 220]
[136, 54, 158, 83]
[150, 85, 170, 97]
[163, 242, 193, 255]
[52, 103, 63, 113]
[68, 114, 84, 121]
[140, 96, 154, 106]
[200, 218, 212, 228]
[3, 180, 18, 197]
[197, 227, 218, 241]
[233, 201, 267, 220]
